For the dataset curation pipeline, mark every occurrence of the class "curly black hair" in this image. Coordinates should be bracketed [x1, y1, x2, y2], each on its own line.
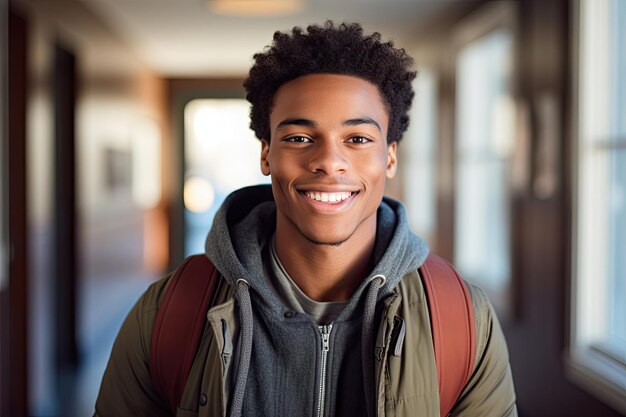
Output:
[244, 21, 416, 144]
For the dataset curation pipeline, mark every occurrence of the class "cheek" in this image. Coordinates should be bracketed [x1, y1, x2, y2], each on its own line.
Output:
[267, 153, 288, 178]
[267, 151, 300, 190]
[359, 153, 390, 186]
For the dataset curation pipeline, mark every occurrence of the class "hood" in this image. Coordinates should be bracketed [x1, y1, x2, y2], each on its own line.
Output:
[205, 184, 429, 310]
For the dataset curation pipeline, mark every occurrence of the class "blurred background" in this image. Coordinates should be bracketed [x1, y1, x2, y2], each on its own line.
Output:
[1, 0, 624, 416]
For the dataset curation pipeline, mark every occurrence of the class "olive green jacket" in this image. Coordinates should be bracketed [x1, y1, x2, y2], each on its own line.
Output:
[94, 268, 516, 417]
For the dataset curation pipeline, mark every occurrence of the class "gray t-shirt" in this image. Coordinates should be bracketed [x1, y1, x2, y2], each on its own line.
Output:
[265, 237, 347, 325]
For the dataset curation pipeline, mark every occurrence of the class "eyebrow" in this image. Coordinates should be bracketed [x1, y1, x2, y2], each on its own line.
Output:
[275, 117, 382, 132]
[276, 118, 317, 130]
[343, 117, 382, 133]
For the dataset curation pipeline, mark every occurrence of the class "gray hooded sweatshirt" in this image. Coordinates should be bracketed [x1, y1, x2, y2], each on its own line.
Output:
[204, 185, 429, 417]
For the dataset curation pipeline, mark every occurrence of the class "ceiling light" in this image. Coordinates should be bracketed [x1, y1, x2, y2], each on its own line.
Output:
[207, 0, 304, 17]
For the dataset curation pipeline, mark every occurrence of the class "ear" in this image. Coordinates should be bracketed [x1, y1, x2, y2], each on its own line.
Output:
[386, 142, 397, 179]
[260, 139, 271, 176]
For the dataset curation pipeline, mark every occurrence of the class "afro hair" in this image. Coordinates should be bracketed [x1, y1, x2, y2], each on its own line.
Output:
[244, 21, 416, 144]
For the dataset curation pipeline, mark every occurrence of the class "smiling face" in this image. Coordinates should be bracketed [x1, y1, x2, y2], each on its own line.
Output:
[261, 73, 397, 246]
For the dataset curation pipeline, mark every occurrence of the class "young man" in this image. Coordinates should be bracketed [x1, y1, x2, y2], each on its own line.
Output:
[95, 22, 517, 417]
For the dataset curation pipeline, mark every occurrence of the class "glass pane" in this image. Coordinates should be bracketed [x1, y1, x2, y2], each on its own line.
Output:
[184, 99, 269, 256]
[609, 0, 626, 354]
[454, 29, 514, 316]
[609, 0, 626, 138]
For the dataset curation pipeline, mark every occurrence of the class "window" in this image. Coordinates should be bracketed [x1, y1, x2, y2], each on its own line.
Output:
[183, 99, 269, 255]
[454, 19, 516, 320]
[569, 0, 626, 412]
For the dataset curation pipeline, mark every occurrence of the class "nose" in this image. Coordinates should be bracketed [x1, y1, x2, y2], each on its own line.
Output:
[306, 140, 350, 174]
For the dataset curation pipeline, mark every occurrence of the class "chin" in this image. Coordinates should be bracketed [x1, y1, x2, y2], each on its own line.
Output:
[305, 237, 348, 247]
[301, 228, 355, 247]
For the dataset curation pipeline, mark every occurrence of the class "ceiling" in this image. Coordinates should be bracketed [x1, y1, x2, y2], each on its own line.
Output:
[76, 0, 466, 77]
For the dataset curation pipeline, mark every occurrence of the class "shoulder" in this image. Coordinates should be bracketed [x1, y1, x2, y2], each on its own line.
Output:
[464, 281, 492, 318]
[142, 273, 174, 313]
[137, 258, 235, 342]
[116, 273, 175, 365]
[463, 282, 505, 370]
[394, 261, 516, 415]
[452, 281, 517, 416]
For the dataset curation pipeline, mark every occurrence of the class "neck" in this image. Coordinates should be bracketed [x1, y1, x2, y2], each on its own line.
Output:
[274, 213, 377, 302]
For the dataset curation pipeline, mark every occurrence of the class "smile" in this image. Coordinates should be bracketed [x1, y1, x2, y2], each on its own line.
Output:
[303, 191, 353, 203]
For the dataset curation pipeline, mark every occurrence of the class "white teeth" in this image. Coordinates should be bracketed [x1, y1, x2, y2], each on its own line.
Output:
[304, 191, 353, 203]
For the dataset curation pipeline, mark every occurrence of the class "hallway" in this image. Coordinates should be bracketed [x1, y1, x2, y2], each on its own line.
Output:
[2, 0, 624, 416]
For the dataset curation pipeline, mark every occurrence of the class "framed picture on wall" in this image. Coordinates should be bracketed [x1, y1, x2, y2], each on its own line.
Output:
[103, 147, 132, 196]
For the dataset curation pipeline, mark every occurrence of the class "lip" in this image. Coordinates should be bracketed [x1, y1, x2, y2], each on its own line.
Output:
[296, 185, 360, 193]
[297, 189, 359, 212]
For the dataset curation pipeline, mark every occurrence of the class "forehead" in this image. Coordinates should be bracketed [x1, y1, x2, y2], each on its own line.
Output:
[270, 74, 389, 127]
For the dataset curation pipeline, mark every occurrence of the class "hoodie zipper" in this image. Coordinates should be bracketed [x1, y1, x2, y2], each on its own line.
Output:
[317, 324, 333, 417]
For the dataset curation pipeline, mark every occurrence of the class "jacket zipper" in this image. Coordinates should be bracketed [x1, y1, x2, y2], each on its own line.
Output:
[317, 324, 333, 417]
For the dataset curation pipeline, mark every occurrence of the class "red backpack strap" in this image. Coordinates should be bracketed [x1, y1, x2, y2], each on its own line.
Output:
[419, 254, 476, 417]
[150, 254, 219, 415]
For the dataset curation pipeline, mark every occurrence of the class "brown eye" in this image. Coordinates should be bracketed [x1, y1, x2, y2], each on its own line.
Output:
[348, 136, 371, 145]
[285, 136, 312, 143]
